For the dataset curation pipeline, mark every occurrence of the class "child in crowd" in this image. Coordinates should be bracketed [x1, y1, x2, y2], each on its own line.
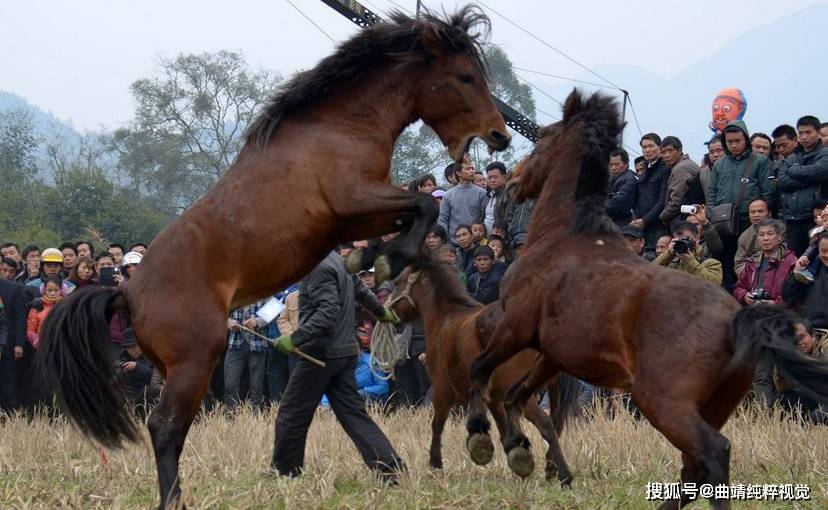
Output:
[470, 222, 488, 246]
[487, 235, 507, 263]
[27, 276, 65, 349]
[794, 204, 828, 283]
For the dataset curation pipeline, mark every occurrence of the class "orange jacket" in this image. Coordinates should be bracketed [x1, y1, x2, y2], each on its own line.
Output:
[27, 301, 56, 349]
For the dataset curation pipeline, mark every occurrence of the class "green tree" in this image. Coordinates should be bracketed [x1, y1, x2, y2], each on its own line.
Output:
[389, 45, 537, 185]
[107, 51, 280, 212]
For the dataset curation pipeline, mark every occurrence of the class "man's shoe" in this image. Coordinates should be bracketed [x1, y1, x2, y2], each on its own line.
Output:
[794, 269, 815, 284]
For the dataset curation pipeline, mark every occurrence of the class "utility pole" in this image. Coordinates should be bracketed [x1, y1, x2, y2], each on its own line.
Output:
[416, 0, 422, 18]
[620, 89, 628, 147]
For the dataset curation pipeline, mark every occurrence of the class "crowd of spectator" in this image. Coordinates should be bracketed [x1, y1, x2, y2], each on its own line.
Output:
[1, 115, 827, 425]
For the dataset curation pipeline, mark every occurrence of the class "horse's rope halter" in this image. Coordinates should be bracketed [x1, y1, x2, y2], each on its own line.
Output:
[370, 270, 421, 382]
[383, 270, 421, 312]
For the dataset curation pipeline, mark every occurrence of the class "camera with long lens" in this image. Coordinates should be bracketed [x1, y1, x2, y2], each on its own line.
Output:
[673, 237, 696, 255]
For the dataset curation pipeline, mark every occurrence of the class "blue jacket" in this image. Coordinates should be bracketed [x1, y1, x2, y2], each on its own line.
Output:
[321, 352, 389, 406]
[466, 262, 507, 304]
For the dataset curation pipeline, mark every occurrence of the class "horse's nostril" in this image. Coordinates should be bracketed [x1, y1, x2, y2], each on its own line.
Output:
[490, 130, 507, 142]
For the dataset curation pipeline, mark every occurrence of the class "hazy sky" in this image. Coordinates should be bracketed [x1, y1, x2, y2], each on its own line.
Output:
[1, 0, 824, 131]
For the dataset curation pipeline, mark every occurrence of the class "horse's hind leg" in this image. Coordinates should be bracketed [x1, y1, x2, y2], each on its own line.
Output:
[503, 358, 571, 482]
[524, 395, 573, 485]
[640, 398, 733, 510]
[148, 346, 220, 509]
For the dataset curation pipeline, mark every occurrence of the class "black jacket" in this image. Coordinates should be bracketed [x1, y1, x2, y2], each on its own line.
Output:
[635, 158, 670, 228]
[293, 252, 385, 359]
[777, 143, 828, 221]
[783, 264, 828, 328]
[466, 262, 507, 305]
[0, 280, 28, 352]
[607, 169, 637, 227]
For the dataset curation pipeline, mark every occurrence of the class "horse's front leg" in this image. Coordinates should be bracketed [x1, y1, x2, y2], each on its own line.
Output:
[335, 184, 437, 282]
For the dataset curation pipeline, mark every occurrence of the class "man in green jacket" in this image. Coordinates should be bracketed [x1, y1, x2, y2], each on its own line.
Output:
[707, 119, 776, 290]
[652, 221, 723, 286]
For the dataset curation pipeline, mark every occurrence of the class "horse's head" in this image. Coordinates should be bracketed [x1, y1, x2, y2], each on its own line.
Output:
[507, 89, 623, 202]
[386, 264, 423, 323]
[386, 246, 472, 322]
[412, 6, 511, 161]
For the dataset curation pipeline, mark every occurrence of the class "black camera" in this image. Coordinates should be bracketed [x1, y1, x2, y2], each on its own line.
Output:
[748, 288, 772, 301]
[673, 237, 696, 255]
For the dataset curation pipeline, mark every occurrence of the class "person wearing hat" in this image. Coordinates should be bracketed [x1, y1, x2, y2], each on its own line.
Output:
[621, 225, 649, 260]
[121, 251, 143, 279]
[26, 248, 75, 296]
[117, 327, 161, 417]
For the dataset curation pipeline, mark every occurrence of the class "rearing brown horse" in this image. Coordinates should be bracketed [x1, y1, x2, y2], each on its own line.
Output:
[37, 8, 510, 509]
[463, 90, 828, 510]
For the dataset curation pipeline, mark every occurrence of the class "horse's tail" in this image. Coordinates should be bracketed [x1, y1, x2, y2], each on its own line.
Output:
[547, 373, 581, 433]
[728, 305, 828, 405]
[36, 286, 140, 447]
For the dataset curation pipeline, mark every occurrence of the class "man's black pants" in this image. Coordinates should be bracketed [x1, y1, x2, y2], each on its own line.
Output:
[786, 218, 815, 257]
[272, 355, 403, 476]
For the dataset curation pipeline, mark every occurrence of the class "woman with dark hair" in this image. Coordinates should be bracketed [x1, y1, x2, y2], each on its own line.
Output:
[68, 256, 98, 289]
[418, 174, 437, 194]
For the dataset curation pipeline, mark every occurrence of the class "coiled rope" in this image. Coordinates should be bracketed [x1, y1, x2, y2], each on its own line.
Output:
[369, 271, 420, 381]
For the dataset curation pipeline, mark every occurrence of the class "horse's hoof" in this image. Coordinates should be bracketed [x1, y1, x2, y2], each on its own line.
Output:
[345, 249, 363, 274]
[507, 447, 535, 479]
[466, 433, 494, 466]
[559, 474, 573, 488]
[429, 458, 443, 470]
[374, 255, 391, 283]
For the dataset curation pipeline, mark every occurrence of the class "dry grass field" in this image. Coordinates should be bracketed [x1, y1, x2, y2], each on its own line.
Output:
[0, 402, 826, 509]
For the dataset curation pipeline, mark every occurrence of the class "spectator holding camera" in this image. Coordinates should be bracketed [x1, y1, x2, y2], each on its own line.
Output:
[652, 221, 723, 285]
[658, 136, 704, 225]
[733, 219, 796, 306]
[734, 199, 787, 276]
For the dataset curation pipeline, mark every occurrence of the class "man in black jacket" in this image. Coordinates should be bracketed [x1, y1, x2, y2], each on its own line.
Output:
[271, 251, 404, 481]
[606, 148, 637, 228]
[0, 278, 28, 412]
[632, 133, 670, 254]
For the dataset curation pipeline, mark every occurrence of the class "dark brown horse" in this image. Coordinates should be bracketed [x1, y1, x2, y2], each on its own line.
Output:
[36, 8, 510, 509]
[386, 249, 578, 483]
[463, 90, 828, 510]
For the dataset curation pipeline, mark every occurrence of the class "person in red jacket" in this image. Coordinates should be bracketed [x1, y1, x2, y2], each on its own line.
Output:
[734, 219, 797, 306]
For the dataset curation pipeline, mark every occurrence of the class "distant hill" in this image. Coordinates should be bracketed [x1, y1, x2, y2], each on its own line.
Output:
[530, 4, 826, 161]
[0, 90, 87, 183]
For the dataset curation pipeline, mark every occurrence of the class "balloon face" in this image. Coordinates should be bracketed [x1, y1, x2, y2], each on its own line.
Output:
[710, 88, 746, 133]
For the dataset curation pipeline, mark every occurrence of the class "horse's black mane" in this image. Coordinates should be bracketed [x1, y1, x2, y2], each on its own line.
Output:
[540, 90, 624, 236]
[244, 6, 490, 148]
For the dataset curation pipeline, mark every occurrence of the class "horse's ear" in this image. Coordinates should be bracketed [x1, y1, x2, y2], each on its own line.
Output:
[419, 26, 445, 58]
[563, 89, 582, 120]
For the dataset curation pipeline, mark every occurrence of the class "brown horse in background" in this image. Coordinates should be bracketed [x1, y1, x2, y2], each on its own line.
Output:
[387, 250, 579, 483]
[464, 90, 828, 510]
[37, 7, 510, 509]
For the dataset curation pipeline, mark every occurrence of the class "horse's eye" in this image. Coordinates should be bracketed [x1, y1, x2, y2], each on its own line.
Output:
[458, 74, 474, 84]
